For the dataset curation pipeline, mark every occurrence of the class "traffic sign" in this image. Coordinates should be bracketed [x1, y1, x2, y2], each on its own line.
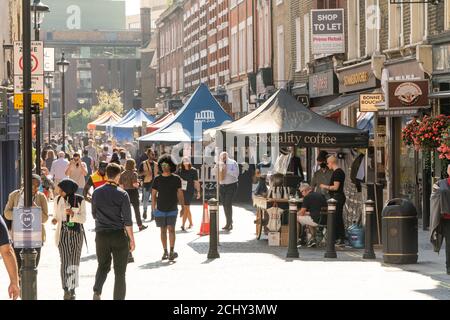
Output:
[14, 93, 45, 110]
[14, 41, 44, 75]
[14, 41, 45, 109]
[44, 48, 54, 72]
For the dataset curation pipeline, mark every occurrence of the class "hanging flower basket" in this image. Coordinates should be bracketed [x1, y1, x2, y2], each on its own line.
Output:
[401, 117, 420, 148]
[438, 128, 450, 160]
[415, 115, 450, 151]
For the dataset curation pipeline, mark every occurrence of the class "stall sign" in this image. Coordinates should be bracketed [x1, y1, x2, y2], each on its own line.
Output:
[359, 93, 384, 112]
[12, 207, 42, 248]
[309, 70, 335, 98]
[311, 9, 345, 55]
[388, 80, 429, 108]
[338, 62, 377, 93]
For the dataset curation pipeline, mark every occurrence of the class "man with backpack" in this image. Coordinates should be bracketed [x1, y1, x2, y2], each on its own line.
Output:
[139, 148, 158, 221]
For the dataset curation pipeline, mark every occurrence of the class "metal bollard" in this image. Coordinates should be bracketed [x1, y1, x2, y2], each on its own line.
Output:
[324, 198, 337, 259]
[207, 198, 220, 259]
[286, 198, 299, 258]
[363, 199, 376, 259]
[20, 248, 38, 300]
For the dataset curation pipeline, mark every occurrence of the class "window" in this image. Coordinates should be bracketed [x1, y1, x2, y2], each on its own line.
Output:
[239, 22, 246, 74]
[304, 13, 310, 67]
[231, 27, 238, 76]
[247, 19, 253, 72]
[365, 0, 379, 56]
[410, 3, 426, 44]
[446, 1, 450, 30]
[277, 25, 285, 88]
[172, 68, 177, 92]
[276, 0, 283, 5]
[161, 72, 165, 87]
[258, 10, 264, 68]
[264, 5, 270, 66]
[388, 3, 403, 48]
[295, 17, 302, 72]
[347, 0, 360, 60]
[167, 71, 171, 90]
[179, 67, 184, 92]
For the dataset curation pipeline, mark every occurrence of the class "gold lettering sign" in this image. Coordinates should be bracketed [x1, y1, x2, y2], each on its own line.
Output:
[343, 72, 369, 86]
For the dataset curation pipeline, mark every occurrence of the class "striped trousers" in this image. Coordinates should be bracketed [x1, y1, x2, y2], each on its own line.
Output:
[58, 224, 84, 290]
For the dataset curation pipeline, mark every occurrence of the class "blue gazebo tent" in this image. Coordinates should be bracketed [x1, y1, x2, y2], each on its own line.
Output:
[138, 83, 232, 144]
[112, 108, 155, 141]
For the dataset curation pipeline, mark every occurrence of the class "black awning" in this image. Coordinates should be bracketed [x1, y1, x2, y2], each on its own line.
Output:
[311, 94, 359, 116]
[429, 91, 450, 99]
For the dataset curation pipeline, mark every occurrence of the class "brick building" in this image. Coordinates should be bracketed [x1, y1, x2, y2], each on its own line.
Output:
[156, 2, 184, 110]
[227, 0, 256, 119]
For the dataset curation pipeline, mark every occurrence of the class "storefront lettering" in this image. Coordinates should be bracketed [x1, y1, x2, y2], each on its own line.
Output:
[249, 133, 338, 146]
[313, 75, 328, 92]
[343, 72, 369, 86]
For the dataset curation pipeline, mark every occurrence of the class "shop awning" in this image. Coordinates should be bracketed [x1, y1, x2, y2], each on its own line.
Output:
[311, 94, 359, 116]
[429, 91, 450, 99]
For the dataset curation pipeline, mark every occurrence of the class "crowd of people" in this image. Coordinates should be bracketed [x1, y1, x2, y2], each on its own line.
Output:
[0, 133, 203, 300]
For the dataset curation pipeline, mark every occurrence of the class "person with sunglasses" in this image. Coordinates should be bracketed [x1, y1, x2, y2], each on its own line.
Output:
[152, 155, 185, 261]
[65, 153, 88, 195]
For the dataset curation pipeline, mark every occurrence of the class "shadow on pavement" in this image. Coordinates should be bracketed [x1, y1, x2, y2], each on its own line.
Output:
[80, 254, 97, 263]
[187, 238, 375, 262]
[138, 260, 176, 270]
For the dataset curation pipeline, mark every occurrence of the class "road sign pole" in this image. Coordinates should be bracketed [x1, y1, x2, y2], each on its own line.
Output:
[22, 0, 38, 301]
[35, 20, 41, 176]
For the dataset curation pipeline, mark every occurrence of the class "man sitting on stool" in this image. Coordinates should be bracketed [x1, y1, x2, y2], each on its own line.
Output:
[297, 183, 327, 248]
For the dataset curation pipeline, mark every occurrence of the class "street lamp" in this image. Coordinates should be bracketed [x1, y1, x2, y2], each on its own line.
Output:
[31, 0, 49, 176]
[56, 52, 70, 153]
[44, 73, 53, 144]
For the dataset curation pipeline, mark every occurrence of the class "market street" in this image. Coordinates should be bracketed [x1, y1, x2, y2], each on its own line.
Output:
[1, 202, 449, 300]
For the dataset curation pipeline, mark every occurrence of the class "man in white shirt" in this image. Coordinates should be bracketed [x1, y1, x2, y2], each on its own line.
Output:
[215, 152, 239, 231]
[50, 151, 69, 186]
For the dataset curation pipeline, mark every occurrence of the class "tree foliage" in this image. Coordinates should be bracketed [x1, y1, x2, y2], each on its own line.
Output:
[67, 108, 91, 133]
[90, 89, 124, 119]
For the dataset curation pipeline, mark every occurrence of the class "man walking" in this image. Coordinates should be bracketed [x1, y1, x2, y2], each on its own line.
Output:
[0, 215, 20, 300]
[91, 163, 135, 300]
[51, 151, 69, 187]
[65, 153, 88, 195]
[85, 139, 98, 168]
[139, 148, 158, 221]
[216, 152, 239, 230]
[152, 155, 185, 261]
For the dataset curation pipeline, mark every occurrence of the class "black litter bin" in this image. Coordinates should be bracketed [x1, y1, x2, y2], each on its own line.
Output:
[382, 198, 418, 264]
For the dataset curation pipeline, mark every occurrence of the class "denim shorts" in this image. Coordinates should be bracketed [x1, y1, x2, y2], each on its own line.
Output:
[154, 209, 178, 228]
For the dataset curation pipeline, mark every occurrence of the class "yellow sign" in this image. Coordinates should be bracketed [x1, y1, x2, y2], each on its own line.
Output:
[14, 93, 45, 110]
[359, 93, 384, 112]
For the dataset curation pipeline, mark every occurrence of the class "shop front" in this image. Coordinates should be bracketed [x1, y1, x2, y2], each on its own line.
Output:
[381, 58, 429, 227]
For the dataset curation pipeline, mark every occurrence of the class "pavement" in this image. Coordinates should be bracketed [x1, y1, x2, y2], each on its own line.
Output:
[0, 200, 449, 300]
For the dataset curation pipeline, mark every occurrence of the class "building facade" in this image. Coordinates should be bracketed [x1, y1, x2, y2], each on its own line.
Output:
[156, 2, 184, 112]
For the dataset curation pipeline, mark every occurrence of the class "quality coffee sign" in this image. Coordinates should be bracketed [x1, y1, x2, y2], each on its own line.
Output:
[311, 9, 345, 55]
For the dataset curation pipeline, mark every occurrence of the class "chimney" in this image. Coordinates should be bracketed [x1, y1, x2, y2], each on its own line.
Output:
[140, 7, 151, 48]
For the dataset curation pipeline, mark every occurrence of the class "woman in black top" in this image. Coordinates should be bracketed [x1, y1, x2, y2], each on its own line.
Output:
[176, 157, 201, 231]
[320, 155, 346, 245]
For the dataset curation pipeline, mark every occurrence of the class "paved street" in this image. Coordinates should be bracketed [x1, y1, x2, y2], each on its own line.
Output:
[0, 200, 449, 300]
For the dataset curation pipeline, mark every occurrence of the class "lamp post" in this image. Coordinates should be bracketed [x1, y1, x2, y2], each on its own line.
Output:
[31, 0, 49, 176]
[56, 52, 70, 153]
[44, 73, 53, 144]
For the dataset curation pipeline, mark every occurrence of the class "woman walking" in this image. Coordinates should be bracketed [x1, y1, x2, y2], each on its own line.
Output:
[45, 149, 56, 171]
[52, 179, 86, 300]
[119, 159, 148, 232]
[176, 157, 201, 231]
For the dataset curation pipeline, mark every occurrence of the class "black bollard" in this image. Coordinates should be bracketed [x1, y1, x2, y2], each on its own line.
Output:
[287, 198, 300, 258]
[363, 199, 376, 259]
[20, 248, 38, 300]
[324, 198, 337, 259]
[207, 198, 220, 259]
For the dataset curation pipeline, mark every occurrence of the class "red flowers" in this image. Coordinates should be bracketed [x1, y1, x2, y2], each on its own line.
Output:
[402, 115, 450, 152]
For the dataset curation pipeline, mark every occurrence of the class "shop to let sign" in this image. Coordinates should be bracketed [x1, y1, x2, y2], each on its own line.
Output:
[359, 93, 384, 112]
[311, 9, 345, 55]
